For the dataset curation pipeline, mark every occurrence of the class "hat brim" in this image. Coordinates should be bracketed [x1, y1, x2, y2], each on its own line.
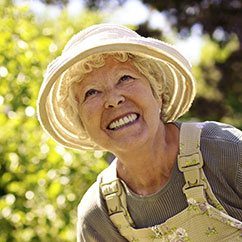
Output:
[37, 37, 196, 150]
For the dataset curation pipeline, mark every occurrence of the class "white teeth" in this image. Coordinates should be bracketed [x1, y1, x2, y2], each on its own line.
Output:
[124, 117, 129, 123]
[109, 114, 138, 130]
[119, 119, 125, 125]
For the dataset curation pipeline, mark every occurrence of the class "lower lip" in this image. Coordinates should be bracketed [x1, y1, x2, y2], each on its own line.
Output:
[109, 115, 140, 131]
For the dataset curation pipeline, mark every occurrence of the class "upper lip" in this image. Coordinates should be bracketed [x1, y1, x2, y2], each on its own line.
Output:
[106, 112, 139, 129]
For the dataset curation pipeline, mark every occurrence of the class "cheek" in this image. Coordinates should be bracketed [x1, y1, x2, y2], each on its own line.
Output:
[80, 109, 94, 131]
[79, 101, 102, 130]
[137, 88, 162, 122]
[79, 112, 98, 141]
[137, 84, 160, 108]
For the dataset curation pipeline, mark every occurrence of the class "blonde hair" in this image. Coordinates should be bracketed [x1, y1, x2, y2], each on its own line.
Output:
[57, 52, 170, 139]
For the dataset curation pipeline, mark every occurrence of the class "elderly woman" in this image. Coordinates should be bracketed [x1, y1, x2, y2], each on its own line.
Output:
[37, 24, 242, 241]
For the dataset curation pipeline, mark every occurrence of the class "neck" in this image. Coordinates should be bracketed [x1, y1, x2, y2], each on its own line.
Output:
[115, 123, 179, 196]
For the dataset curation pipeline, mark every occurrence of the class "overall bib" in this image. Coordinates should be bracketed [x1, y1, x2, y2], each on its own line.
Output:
[99, 123, 242, 241]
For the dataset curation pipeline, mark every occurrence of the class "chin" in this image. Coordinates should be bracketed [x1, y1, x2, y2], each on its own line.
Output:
[108, 134, 151, 154]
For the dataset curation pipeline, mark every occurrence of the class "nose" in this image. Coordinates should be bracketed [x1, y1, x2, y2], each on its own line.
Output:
[104, 92, 125, 109]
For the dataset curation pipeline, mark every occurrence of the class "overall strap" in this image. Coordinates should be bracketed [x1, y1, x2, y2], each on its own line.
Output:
[178, 122, 206, 202]
[178, 122, 226, 212]
[99, 160, 135, 228]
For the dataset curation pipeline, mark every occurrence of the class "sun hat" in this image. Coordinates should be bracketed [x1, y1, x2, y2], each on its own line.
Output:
[37, 23, 196, 151]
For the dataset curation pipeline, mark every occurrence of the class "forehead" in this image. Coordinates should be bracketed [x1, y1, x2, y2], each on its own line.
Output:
[80, 56, 140, 85]
[91, 56, 138, 75]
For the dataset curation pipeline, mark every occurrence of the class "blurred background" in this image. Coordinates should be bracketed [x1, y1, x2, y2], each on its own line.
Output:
[0, 0, 242, 241]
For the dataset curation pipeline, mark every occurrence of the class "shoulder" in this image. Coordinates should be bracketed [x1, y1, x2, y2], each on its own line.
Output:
[77, 180, 108, 241]
[200, 121, 242, 143]
[175, 120, 242, 148]
[199, 121, 242, 193]
[77, 180, 108, 226]
[199, 121, 242, 164]
[78, 161, 116, 220]
[77, 166, 126, 241]
[197, 121, 242, 164]
[78, 182, 100, 219]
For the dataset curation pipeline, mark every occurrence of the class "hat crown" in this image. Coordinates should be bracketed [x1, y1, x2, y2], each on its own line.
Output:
[63, 24, 140, 54]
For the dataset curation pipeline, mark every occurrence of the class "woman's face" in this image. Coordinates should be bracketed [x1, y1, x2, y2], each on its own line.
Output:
[74, 57, 162, 153]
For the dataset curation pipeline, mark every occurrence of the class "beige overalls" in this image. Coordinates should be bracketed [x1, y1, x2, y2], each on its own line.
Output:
[100, 123, 242, 241]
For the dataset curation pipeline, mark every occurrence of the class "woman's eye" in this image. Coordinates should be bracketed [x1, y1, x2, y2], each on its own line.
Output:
[85, 89, 99, 99]
[119, 75, 134, 83]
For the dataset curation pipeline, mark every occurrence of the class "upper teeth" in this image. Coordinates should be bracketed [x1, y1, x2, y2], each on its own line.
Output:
[108, 114, 138, 130]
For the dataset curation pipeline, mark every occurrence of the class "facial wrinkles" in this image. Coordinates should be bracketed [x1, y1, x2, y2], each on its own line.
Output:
[87, 65, 132, 100]
[77, 66, 118, 102]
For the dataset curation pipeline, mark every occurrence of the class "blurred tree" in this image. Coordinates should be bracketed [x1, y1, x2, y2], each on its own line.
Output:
[0, 1, 107, 241]
[139, 0, 242, 41]
[39, 0, 242, 42]
[137, 0, 242, 126]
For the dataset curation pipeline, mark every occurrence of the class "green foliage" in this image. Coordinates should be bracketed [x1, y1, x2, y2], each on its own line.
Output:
[0, 3, 106, 242]
[193, 34, 239, 101]
[188, 34, 242, 127]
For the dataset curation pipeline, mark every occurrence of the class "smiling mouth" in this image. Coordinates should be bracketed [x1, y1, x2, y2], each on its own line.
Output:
[107, 113, 139, 130]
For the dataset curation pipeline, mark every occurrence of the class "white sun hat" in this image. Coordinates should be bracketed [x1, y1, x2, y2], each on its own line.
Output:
[37, 23, 196, 150]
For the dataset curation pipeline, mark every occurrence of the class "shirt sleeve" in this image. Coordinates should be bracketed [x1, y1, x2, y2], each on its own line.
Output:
[201, 121, 242, 199]
[77, 217, 105, 242]
[236, 140, 242, 197]
[76, 183, 106, 242]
